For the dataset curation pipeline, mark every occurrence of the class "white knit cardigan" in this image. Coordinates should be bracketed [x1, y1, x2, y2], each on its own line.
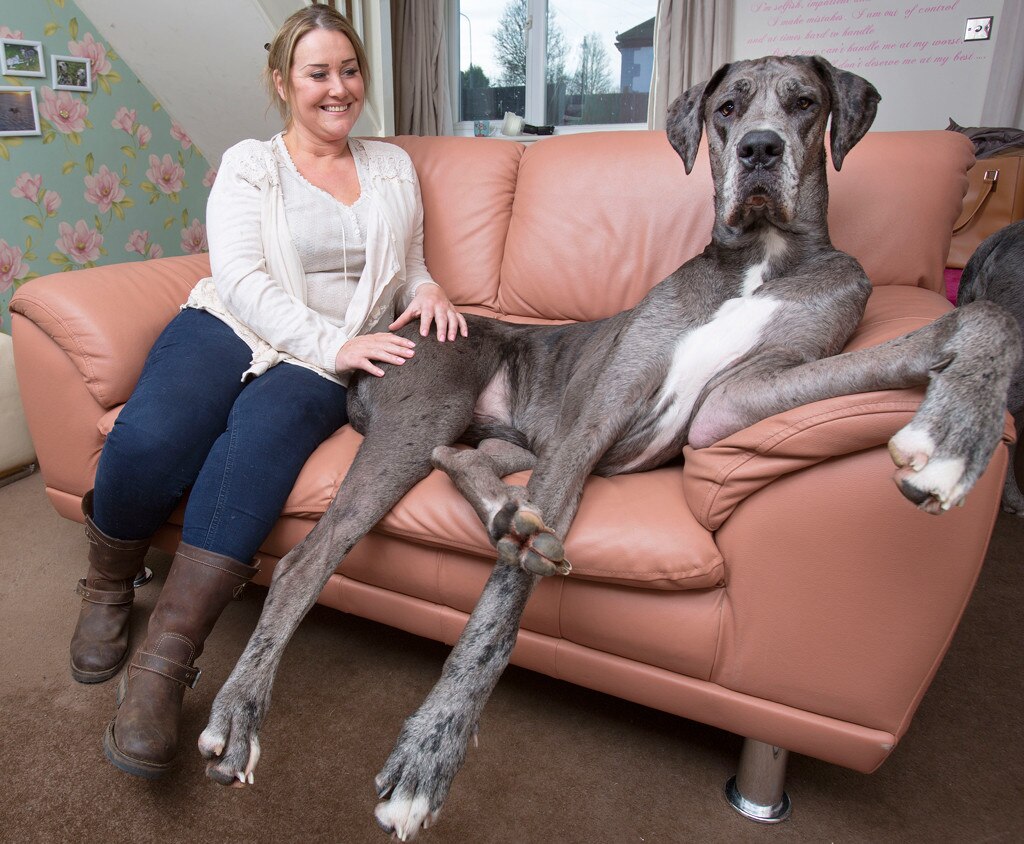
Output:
[186, 135, 439, 386]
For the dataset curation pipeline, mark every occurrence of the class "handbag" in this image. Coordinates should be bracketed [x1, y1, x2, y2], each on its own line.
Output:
[947, 147, 1024, 269]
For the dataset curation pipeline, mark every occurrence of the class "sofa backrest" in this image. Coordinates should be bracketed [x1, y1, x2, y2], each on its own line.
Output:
[386, 135, 523, 312]
[826, 130, 973, 293]
[394, 129, 973, 321]
[500, 131, 715, 322]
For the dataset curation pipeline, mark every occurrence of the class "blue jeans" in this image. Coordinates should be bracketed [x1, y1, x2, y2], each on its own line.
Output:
[92, 308, 348, 562]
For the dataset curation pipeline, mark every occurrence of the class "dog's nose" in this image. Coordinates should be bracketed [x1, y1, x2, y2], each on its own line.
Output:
[737, 130, 785, 170]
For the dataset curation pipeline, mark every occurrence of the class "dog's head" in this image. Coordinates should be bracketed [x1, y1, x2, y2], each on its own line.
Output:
[666, 56, 880, 228]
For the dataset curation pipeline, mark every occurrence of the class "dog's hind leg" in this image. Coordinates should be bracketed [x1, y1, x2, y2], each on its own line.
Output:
[199, 403, 474, 787]
[431, 439, 570, 576]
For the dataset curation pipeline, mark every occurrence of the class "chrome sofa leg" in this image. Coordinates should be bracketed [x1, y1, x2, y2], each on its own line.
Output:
[724, 738, 793, 823]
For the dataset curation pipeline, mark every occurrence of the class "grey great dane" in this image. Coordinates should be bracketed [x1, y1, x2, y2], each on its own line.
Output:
[197, 56, 1020, 839]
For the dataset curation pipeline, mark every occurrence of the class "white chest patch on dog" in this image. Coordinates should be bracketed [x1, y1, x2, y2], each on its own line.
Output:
[622, 294, 781, 471]
[741, 227, 788, 296]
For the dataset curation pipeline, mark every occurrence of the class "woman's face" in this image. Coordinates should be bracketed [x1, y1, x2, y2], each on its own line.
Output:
[276, 27, 364, 144]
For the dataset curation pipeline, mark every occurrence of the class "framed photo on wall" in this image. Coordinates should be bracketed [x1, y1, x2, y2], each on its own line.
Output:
[51, 54, 92, 91]
[1, 38, 45, 77]
[0, 86, 41, 136]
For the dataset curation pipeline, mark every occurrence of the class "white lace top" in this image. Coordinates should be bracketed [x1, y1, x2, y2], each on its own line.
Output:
[276, 134, 369, 325]
[186, 134, 438, 386]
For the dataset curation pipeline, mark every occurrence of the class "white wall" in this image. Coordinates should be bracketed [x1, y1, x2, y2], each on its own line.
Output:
[732, 0, 1005, 131]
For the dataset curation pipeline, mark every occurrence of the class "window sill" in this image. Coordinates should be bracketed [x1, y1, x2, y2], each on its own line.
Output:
[453, 122, 650, 140]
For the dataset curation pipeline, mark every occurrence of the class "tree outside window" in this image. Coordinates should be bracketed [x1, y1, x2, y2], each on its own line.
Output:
[458, 0, 654, 129]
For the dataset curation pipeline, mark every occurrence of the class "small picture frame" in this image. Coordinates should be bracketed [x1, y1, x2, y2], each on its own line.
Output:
[1, 38, 45, 78]
[51, 54, 92, 91]
[0, 86, 41, 136]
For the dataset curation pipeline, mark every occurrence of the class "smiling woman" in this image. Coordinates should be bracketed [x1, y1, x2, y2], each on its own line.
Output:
[77, 4, 468, 784]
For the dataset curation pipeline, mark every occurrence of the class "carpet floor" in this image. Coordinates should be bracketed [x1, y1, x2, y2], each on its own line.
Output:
[1, 470, 1022, 843]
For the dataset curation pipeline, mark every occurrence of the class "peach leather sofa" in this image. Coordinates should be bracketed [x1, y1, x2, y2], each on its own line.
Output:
[10, 129, 1011, 819]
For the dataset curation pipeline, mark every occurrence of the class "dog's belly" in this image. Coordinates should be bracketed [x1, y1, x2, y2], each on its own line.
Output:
[617, 295, 781, 472]
[473, 365, 513, 424]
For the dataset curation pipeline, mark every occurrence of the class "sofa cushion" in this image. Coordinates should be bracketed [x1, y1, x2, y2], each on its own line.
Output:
[278, 426, 723, 591]
[498, 131, 715, 321]
[825, 131, 974, 294]
[385, 136, 523, 312]
[96, 411, 723, 590]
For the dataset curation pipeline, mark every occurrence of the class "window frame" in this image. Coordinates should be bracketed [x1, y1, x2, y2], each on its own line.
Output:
[448, 0, 653, 138]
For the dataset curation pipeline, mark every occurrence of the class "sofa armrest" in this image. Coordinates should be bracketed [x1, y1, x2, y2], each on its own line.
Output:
[684, 389, 1016, 532]
[708, 436, 1007, 746]
[9, 254, 208, 409]
[684, 389, 917, 530]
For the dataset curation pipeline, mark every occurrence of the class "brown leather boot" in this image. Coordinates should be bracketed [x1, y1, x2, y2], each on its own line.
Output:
[103, 542, 258, 779]
[70, 491, 151, 684]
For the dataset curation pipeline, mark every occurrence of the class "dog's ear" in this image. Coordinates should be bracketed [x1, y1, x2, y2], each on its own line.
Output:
[666, 63, 730, 175]
[810, 55, 881, 170]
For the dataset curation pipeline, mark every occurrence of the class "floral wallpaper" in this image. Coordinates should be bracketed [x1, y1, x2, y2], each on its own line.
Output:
[0, 0, 215, 334]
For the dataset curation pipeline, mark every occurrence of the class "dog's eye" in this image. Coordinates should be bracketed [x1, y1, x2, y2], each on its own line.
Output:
[717, 101, 735, 117]
[796, 97, 813, 110]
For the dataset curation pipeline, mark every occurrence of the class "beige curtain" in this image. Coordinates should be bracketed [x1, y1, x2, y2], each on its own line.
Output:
[980, 4, 1024, 128]
[390, 0, 454, 136]
[647, 0, 732, 130]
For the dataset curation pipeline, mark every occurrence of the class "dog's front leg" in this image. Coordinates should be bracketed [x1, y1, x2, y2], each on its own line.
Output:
[375, 405, 612, 838]
[374, 563, 537, 840]
[689, 300, 1021, 513]
[198, 429, 444, 786]
[198, 529, 339, 786]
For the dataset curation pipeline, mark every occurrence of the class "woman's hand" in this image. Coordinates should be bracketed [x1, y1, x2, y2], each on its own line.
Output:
[390, 282, 469, 342]
[335, 332, 416, 378]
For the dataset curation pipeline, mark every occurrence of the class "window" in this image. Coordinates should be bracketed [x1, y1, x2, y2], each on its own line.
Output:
[454, 0, 657, 133]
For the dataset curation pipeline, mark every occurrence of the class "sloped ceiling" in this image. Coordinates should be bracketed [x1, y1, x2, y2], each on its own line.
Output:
[75, 0, 391, 168]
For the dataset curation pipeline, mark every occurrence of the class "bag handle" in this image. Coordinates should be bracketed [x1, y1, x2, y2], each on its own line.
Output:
[953, 168, 1000, 233]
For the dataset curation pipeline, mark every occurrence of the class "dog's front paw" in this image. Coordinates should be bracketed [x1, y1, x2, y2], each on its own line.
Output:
[374, 791, 439, 842]
[199, 680, 267, 787]
[373, 707, 474, 840]
[889, 426, 972, 514]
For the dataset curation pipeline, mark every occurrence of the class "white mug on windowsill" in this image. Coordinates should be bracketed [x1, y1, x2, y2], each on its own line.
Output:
[500, 112, 524, 136]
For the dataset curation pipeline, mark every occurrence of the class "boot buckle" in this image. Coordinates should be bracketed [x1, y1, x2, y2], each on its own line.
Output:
[133, 650, 203, 690]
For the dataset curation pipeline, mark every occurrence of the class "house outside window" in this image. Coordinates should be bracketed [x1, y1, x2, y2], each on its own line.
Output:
[454, 0, 656, 135]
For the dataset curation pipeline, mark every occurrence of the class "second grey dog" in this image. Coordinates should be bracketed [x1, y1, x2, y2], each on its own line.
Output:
[196, 56, 1020, 839]
[957, 219, 1024, 513]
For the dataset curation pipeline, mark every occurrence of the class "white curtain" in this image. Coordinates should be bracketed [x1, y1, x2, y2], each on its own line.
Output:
[980, 4, 1024, 128]
[390, 0, 455, 135]
[647, 0, 733, 130]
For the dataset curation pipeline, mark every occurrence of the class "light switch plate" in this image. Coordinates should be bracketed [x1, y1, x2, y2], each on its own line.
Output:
[964, 16, 993, 41]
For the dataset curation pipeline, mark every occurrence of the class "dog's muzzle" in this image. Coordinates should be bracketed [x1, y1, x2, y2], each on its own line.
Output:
[729, 129, 790, 224]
